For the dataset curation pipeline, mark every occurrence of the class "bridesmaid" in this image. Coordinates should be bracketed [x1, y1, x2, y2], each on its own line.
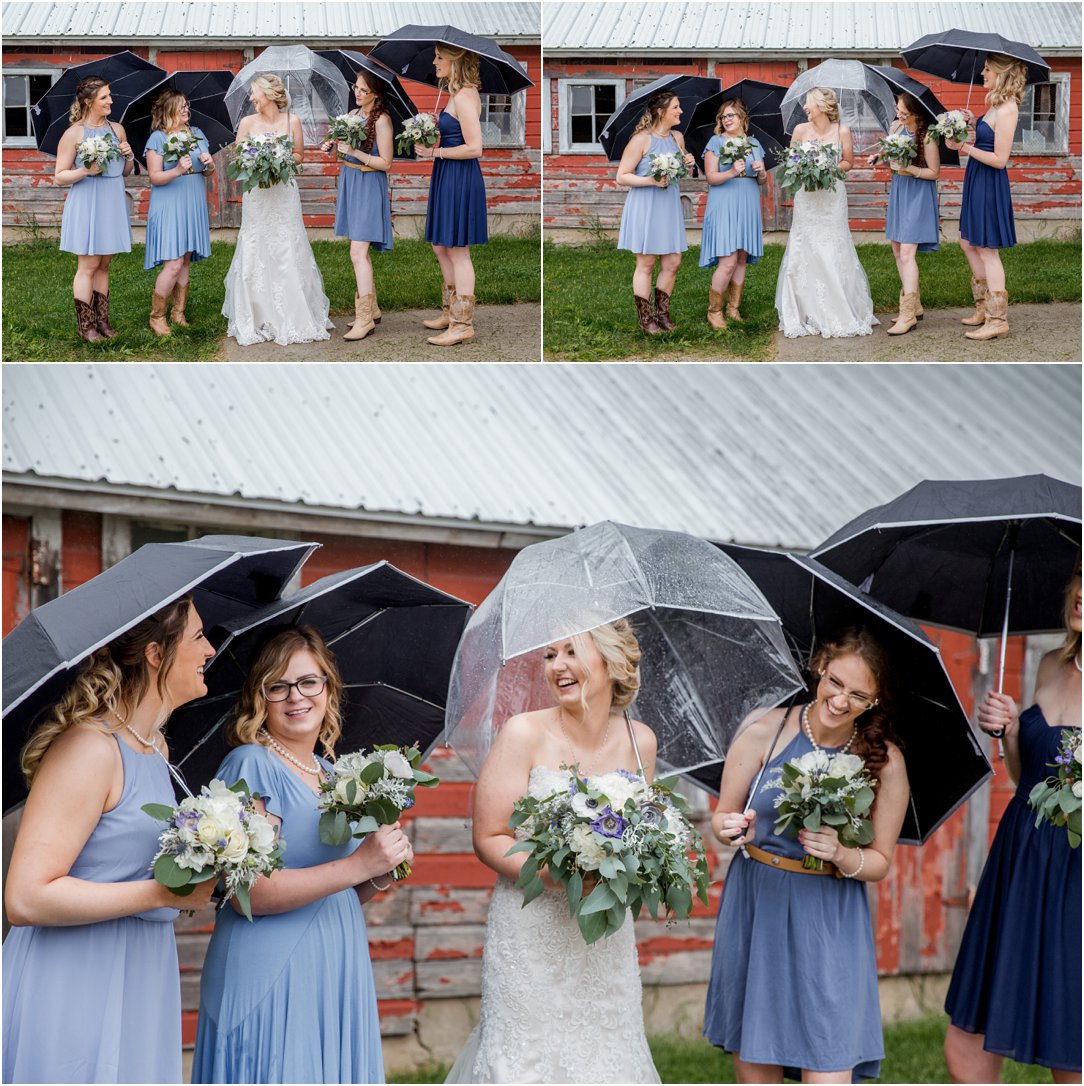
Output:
[700, 98, 767, 330]
[321, 68, 394, 342]
[144, 89, 214, 336]
[616, 91, 694, 335]
[943, 566, 1081, 1082]
[415, 45, 486, 347]
[947, 54, 1027, 340]
[53, 76, 136, 341]
[3, 596, 217, 1083]
[872, 92, 940, 336]
[193, 626, 412, 1084]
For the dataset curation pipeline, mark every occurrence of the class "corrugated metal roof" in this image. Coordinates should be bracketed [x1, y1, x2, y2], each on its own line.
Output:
[2, 2, 540, 43]
[3, 365, 1079, 552]
[543, 2, 1080, 54]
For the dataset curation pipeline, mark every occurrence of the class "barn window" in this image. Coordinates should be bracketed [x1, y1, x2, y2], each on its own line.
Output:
[3, 69, 59, 148]
[481, 92, 526, 148]
[558, 78, 625, 152]
[1014, 72, 1069, 155]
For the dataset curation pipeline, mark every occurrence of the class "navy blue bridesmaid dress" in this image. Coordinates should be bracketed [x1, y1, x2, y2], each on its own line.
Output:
[424, 112, 488, 247]
[958, 116, 1016, 248]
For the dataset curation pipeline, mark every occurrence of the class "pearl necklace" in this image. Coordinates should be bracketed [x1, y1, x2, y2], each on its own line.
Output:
[124, 722, 163, 755]
[802, 702, 856, 755]
[557, 711, 611, 777]
[259, 728, 322, 776]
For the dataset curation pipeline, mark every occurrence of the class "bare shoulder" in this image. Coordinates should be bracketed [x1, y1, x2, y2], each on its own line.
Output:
[791, 121, 811, 141]
[235, 115, 253, 137]
[881, 740, 908, 781]
[672, 129, 686, 148]
[1036, 647, 1065, 687]
[377, 111, 394, 131]
[457, 87, 482, 111]
[626, 716, 658, 755]
[38, 723, 119, 778]
[497, 709, 547, 748]
[839, 123, 853, 138]
[112, 121, 127, 138]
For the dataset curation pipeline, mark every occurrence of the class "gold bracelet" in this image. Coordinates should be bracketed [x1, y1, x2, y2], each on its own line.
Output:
[369, 877, 392, 892]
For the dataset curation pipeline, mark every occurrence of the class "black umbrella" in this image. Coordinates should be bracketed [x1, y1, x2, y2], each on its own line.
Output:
[31, 50, 168, 157]
[2, 535, 319, 812]
[123, 70, 236, 165]
[167, 562, 472, 790]
[709, 544, 992, 845]
[683, 78, 788, 170]
[598, 74, 720, 162]
[864, 65, 960, 167]
[369, 25, 533, 97]
[901, 29, 1051, 86]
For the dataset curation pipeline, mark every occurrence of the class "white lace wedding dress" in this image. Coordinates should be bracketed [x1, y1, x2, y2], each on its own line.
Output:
[445, 767, 660, 1084]
[222, 179, 333, 346]
[775, 164, 878, 338]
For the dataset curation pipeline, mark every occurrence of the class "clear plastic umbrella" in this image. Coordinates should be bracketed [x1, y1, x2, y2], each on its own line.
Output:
[445, 521, 804, 778]
[780, 59, 897, 154]
[224, 45, 350, 146]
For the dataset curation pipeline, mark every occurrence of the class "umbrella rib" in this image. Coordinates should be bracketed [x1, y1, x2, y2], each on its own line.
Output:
[341, 681, 447, 712]
[324, 607, 388, 646]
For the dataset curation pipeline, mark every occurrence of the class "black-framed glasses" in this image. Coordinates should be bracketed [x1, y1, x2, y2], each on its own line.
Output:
[263, 675, 329, 702]
[818, 669, 878, 711]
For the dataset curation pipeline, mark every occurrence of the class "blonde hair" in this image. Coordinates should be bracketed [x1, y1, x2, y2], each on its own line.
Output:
[251, 74, 289, 111]
[437, 46, 481, 94]
[633, 91, 678, 136]
[229, 626, 343, 761]
[567, 619, 641, 713]
[68, 77, 109, 125]
[20, 596, 194, 786]
[714, 98, 749, 136]
[1058, 555, 1082, 667]
[151, 89, 188, 134]
[806, 87, 840, 124]
[985, 53, 1027, 107]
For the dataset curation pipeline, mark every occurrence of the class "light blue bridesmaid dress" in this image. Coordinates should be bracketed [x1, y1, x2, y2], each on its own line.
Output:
[333, 111, 394, 251]
[2, 734, 182, 1084]
[58, 123, 132, 256]
[143, 126, 212, 268]
[192, 744, 384, 1084]
[617, 133, 688, 255]
[699, 134, 765, 266]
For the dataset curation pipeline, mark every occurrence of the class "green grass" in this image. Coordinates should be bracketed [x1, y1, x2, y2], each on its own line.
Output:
[386, 1015, 1053, 1083]
[543, 236, 1083, 362]
[1, 232, 541, 362]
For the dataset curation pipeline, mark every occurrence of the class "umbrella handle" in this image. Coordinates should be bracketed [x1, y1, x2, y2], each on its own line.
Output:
[623, 709, 646, 779]
[738, 694, 800, 856]
[993, 542, 1017, 761]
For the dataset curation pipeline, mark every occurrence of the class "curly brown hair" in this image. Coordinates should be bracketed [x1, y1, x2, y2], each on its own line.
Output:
[355, 75, 386, 156]
[633, 91, 679, 136]
[69, 77, 109, 125]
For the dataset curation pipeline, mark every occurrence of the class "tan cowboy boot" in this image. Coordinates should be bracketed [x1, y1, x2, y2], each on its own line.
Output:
[653, 287, 676, 331]
[75, 298, 104, 342]
[169, 282, 190, 326]
[725, 280, 744, 321]
[914, 288, 924, 320]
[91, 290, 117, 338]
[423, 283, 455, 329]
[961, 277, 987, 326]
[707, 289, 727, 331]
[427, 294, 475, 345]
[635, 294, 661, 334]
[887, 292, 919, 335]
[343, 293, 375, 341]
[964, 290, 1009, 340]
[149, 291, 172, 337]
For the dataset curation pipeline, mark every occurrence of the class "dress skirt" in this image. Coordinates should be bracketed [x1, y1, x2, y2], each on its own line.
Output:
[59, 177, 131, 256]
[958, 117, 1016, 249]
[885, 173, 939, 251]
[144, 173, 212, 268]
[334, 164, 394, 250]
[617, 134, 688, 255]
[700, 134, 764, 267]
[424, 112, 487, 247]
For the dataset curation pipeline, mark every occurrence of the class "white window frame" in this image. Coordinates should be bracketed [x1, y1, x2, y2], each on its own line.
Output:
[543, 77, 552, 153]
[1013, 71, 1069, 156]
[480, 92, 526, 148]
[3, 67, 60, 147]
[558, 77, 625, 154]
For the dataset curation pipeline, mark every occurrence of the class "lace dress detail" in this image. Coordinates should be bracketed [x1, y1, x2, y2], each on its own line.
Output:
[445, 767, 660, 1084]
[222, 178, 333, 346]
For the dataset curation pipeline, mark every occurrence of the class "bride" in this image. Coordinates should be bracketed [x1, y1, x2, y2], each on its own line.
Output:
[775, 87, 878, 338]
[222, 74, 332, 346]
[446, 620, 660, 1084]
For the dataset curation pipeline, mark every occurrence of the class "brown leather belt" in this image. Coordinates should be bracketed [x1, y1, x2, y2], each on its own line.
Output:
[343, 159, 377, 172]
[744, 842, 842, 878]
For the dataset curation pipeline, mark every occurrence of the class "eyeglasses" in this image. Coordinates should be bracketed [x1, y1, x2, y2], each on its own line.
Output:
[264, 675, 329, 702]
[818, 670, 878, 711]
[721, 112, 739, 120]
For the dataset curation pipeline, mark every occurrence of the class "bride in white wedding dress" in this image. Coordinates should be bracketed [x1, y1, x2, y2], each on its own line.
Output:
[446, 620, 661, 1084]
[775, 87, 878, 338]
[222, 75, 332, 347]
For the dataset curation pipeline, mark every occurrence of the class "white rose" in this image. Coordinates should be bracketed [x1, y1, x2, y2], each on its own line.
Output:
[221, 828, 249, 863]
[196, 816, 226, 847]
[1074, 744, 1082, 765]
[383, 751, 414, 779]
[247, 816, 277, 856]
[1073, 780, 1083, 799]
[592, 772, 645, 812]
[827, 753, 864, 780]
[334, 776, 366, 805]
[568, 824, 606, 871]
[175, 845, 212, 871]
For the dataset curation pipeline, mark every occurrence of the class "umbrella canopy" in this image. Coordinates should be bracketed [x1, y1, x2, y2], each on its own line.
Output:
[31, 50, 168, 157]
[715, 544, 992, 844]
[864, 65, 960, 166]
[683, 78, 788, 170]
[445, 521, 804, 779]
[368, 25, 533, 96]
[2, 535, 319, 812]
[167, 562, 472, 790]
[780, 59, 897, 154]
[811, 475, 1082, 640]
[225, 45, 351, 146]
[598, 74, 720, 162]
[901, 29, 1052, 86]
[123, 70, 237, 165]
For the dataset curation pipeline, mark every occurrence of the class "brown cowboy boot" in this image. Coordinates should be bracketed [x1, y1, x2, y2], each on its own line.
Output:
[343, 293, 376, 341]
[964, 290, 1009, 340]
[961, 277, 987, 326]
[91, 290, 117, 338]
[707, 289, 727, 331]
[653, 287, 676, 331]
[427, 294, 475, 346]
[149, 291, 172, 337]
[423, 283, 455, 329]
[887, 292, 919, 335]
[635, 294, 661, 334]
[725, 280, 744, 321]
[169, 283, 190, 326]
[75, 297, 104, 342]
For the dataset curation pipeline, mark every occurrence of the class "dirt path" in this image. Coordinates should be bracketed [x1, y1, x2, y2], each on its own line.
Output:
[215, 303, 540, 362]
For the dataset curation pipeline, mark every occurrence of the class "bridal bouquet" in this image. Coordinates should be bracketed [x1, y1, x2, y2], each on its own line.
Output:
[507, 768, 710, 945]
[1028, 729, 1082, 848]
[326, 113, 369, 152]
[717, 135, 755, 165]
[927, 110, 970, 144]
[396, 112, 440, 156]
[317, 744, 438, 879]
[76, 132, 122, 172]
[778, 139, 844, 196]
[162, 129, 202, 171]
[227, 133, 300, 192]
[877, 130, 917, 169]
[142, 778, 284, 921]
[768, 749, 876, 869]
[648, 151, 690, 183]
